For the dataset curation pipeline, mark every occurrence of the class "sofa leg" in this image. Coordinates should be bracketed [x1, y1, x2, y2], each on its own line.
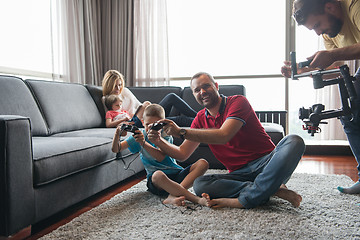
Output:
[0, 226, 31, 240]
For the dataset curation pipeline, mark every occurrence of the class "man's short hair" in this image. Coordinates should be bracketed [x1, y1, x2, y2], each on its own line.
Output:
[143, 104, 165, 119]
[190, 72, 216, 85]
[293, 0, 335, 25]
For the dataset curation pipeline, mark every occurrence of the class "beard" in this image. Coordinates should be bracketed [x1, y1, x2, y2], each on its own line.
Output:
[326, 13, 343, 38]
[197, 92, 219, 109]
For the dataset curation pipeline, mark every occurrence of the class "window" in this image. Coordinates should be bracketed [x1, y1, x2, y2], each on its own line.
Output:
[167, 0, 286, 111]
[167, 0, 347, 143]
[0, 0, 52, 79]
[289, 26, 322, 141]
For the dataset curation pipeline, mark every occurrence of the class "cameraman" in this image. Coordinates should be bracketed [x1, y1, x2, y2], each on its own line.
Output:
[282, 0, 360, 194]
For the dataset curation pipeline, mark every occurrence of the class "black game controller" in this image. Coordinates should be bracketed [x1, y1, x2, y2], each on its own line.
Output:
[150, 122, 167, 131]
[121, 124, 139, 134]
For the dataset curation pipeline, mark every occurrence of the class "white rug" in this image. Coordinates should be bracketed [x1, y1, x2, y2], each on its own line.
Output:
[41, 170, 360, 240]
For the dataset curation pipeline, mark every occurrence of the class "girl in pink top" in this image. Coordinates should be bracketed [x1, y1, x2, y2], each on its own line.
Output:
[104, 94, 132, 128]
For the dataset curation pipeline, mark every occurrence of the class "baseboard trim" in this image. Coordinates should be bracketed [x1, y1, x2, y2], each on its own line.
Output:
[304, 144, 352, 155]
[0, 226, 31, 240]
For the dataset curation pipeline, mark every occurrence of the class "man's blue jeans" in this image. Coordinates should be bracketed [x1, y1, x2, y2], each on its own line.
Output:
[339, 68, 360, 181]
[193, 134, 305, 208]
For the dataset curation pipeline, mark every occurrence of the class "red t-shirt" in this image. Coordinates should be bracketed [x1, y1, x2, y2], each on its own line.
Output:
[106, 110, 131, 120]
[191, 95, 275, 172]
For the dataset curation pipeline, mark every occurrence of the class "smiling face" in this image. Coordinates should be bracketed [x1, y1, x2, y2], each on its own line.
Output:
[304, 12, 343, 37]
[110, 79, 123, 95]
[191, 74, 220, 110]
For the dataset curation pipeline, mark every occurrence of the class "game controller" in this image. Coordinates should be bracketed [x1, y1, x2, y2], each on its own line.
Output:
[150, 122, 167, 131]
[121, 124, 139, 134]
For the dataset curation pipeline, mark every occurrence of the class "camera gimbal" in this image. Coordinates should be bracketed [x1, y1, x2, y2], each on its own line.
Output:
[290, 52, 357, 136]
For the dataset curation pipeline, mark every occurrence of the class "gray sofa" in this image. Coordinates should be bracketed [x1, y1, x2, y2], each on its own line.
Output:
[0, 75, 285, 237]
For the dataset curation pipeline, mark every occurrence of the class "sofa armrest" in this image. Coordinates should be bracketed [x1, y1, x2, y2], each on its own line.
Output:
[255, 111, 287, 135]
[0, 116, 35, 236]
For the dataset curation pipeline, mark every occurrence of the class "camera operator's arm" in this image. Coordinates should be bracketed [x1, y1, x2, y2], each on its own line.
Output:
[310, 43, 360, 70]
[133, 129, 167, 162]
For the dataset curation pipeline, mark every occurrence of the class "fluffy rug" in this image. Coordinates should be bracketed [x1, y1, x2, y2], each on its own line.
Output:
[41, 170, 360, 240]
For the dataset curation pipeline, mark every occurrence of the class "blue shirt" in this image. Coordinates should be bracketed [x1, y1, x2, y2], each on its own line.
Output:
[126, 130, 183, 178]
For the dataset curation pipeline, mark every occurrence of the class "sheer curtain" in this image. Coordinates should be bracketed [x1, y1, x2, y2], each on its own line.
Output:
[315, 84, 347, 140]
[51, 0, 102, 84]
[314, 39, 349, 141]
[133, 0, 169, 86]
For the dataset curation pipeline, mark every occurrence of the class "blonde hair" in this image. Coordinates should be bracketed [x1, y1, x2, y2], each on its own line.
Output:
[143, 104, 165, 119]
[102, 70, 125, 96]
[104, 95, 121, 110]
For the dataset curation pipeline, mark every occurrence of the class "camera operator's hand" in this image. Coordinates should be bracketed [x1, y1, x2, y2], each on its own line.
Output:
[307, 50, 339, 70]
[281, 60, 315, 78]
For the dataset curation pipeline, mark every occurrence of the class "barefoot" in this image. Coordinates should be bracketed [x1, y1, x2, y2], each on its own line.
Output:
[275, 188, 302, 207]
[198, 196, 210, 207]
[201, 193, 212, 206]
[201, 193, 244, 208]
[197, 193, 210, 207]
[163, 195, 186, 206]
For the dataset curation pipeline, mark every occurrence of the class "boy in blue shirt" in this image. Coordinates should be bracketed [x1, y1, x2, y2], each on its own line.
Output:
[111, 104, 209, 206]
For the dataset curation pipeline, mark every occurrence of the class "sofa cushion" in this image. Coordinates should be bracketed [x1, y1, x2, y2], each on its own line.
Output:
[182, 85, 246, 112]
[0, 76, 48, 136]
[85, 85, 106, 126]
[25, 80, 103, 134]
[32, 136, 117, 186]
[52, 128, 116, 139]
[261, 122, 285, 145]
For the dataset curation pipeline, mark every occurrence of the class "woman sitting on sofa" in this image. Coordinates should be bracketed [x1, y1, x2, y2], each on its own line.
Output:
[101, 70, 197, 127]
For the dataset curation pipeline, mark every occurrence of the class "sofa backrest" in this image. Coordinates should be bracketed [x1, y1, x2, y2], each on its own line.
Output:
[182, 85, 246, 112]
[128, 86, 182, 103]
[85, 84, 106, 126]
[25, 79, 103, 135]
[0, 75, 49, 136]
[128, 86, 183, 116]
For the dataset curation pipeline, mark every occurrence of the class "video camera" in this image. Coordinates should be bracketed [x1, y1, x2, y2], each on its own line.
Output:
[290, 52, 357, 136]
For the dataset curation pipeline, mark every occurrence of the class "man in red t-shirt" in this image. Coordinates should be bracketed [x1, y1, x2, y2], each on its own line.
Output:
[148, 72, 305, 209]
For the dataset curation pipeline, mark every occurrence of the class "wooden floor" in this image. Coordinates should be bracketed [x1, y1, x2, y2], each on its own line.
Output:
[296, 155, 358, 182]
[12, 155, 359, 240]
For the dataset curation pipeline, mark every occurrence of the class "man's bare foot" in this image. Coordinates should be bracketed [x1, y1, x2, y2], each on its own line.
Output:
[201, 193, 244, 209]
[275, 188, 302, 207]
[197, 195, 210, 207]
[163, 195, 186, 206]
[202, 193, 214, 207]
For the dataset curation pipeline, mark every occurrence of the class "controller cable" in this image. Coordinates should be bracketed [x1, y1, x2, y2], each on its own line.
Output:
[116, 126, 155, 177]
[159, 198, 203, 215]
